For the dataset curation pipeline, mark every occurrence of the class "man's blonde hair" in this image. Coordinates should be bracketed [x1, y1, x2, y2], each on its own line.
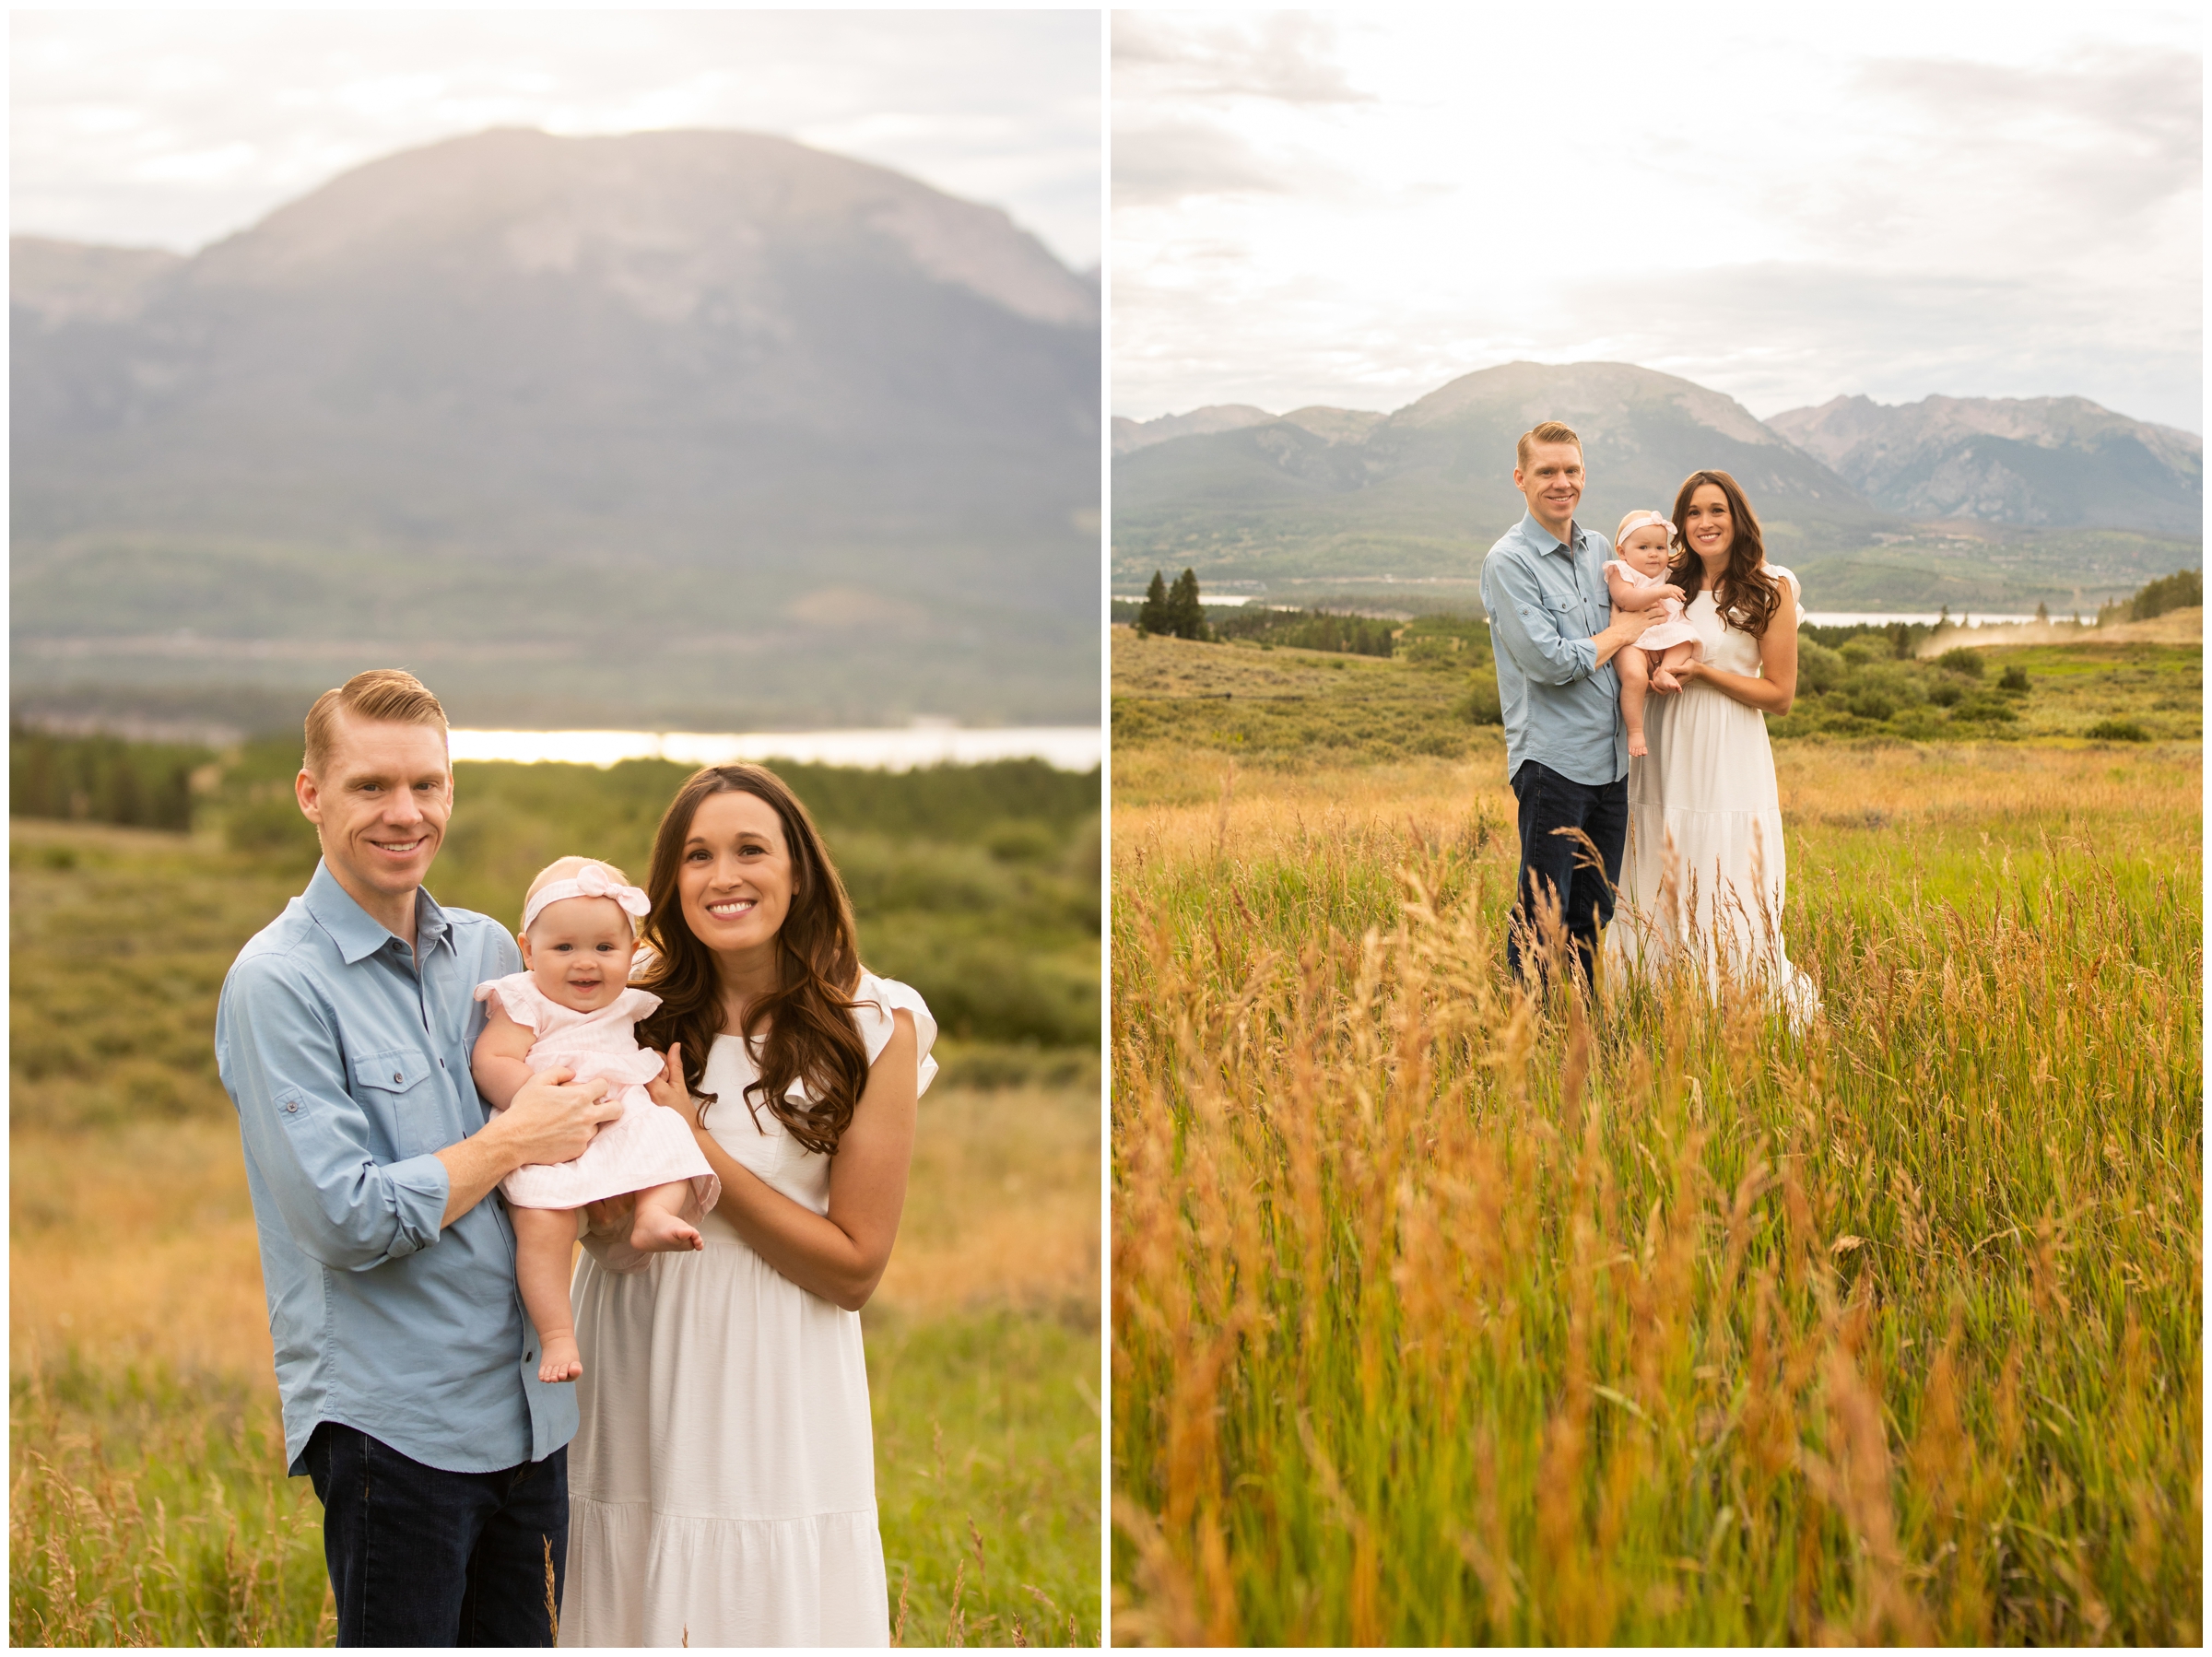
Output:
[302, 669, 448, 777]
[1517, 420, 1583, 470]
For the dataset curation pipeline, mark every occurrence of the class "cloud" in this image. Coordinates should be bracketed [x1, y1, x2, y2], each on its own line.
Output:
[11, 11, 1102, 267]
[1112, 13, 1371, 107]
[1818, 43, 2204, 241]
[1112, 120, 1302, 207]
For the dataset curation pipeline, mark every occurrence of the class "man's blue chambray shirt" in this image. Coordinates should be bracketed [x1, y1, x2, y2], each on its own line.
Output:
[215, 861, 577, 1475]
[1481, 511, 1630, 788]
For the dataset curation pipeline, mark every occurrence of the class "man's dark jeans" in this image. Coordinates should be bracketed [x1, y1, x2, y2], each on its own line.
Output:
[301, 1422, 567, 1648]
[1507, 759, 1629, 991]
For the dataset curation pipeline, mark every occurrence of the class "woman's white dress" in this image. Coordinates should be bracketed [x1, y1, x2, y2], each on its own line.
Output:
[1611, 568, 1819, 1017]
[560, 970, 938, 1648]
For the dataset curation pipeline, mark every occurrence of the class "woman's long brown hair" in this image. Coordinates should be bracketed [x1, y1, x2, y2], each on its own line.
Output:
[1668, 468, 1783, 639]
[632, 765, 871, 1158]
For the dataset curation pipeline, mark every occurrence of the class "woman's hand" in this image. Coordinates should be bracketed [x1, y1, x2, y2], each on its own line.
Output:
[645, 1043, 701, 1129]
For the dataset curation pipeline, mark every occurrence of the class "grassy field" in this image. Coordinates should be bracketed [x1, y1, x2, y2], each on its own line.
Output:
[1109, 629, 2200, 1643]
[10, 755, 1102, 1646]
[1110, 617, 2202, 764]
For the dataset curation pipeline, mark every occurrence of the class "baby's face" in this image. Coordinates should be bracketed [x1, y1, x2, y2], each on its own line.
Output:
[522, 896, 640, 1013]
[1621, 524, 1673, 578]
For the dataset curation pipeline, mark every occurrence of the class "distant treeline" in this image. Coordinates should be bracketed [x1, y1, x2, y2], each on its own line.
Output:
[2123, 568, 2200, 622]
[13, 731, 1100, 1047]
[10, 723, 207, 831]
[1214, 607, 1397, 657]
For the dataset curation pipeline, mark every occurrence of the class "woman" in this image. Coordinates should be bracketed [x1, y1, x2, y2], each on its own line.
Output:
[560, 764, 935, 1647]
[1611, 470, 1819, 1016]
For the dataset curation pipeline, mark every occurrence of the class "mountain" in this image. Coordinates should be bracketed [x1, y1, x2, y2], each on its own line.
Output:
[1767, 394, 2202, 535]
[12, 128, 1101, 733]
[1112, 404, 1275, 453]
[1112, 360, 1897, 595]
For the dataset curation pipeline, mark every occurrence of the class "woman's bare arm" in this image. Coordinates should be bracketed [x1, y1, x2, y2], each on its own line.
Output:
[643, 1017, 921, 1310]
[1676, 611, 1798, 714]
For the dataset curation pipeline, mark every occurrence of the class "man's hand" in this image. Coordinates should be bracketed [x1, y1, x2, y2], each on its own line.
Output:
[1593, 606, 1658, 669]
[493, 1066, 623, 1166]
[434, 1066, 621, 1229]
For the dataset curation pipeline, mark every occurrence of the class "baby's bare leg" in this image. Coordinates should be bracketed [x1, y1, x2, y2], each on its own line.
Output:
[512, 1205, 584, 1383]
[629, 1181, 704, 1253]
[1617, 636, 1652, 758]
[1652, 640, 1696, 692]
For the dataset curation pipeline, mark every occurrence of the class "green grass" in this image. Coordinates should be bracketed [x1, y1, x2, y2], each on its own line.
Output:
[12, 1313, 1100, 1648]
[1110, 715, 2200, 1642]
[872, 1309, 1103, 1646]
[1111, 628, 2201, 769]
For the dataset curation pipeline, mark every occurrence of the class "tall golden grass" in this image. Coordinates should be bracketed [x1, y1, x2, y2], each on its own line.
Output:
[1111, 744, 2200, 1643]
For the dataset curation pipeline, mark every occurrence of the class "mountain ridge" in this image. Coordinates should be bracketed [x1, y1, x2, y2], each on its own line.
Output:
[12, 128, 1102, 731]
[1111, 365, 2200, 605]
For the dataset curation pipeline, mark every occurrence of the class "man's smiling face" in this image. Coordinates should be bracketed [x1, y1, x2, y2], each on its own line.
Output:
[296, 714, 453, 911]
[1514, 441, 1585, 534]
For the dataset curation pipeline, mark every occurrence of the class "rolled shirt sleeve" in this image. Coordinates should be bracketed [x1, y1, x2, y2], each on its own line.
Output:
[222, 958, 450, 1270]
[1484, 547, 1601, 687]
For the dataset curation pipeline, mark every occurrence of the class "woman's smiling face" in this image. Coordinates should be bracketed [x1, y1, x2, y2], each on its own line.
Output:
[1682, 483, 1735, 562]
[677, 789, 794, 958]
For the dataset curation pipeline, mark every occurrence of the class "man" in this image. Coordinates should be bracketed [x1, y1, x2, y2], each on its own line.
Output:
[216, 669, 625, 1646]
[1479, 421, 1657, 989]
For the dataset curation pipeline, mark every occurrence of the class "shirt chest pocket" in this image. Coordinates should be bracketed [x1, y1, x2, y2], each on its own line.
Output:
[352, 1048, 443, 1158]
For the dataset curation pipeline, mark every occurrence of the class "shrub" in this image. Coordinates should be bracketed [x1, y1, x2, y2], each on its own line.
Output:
[1936, 648, 1985, 677]
[1458, 674, 1504, 726]
[1999, 664, 2030, 692]
[1928, 679, 1964, 708]
[2085, 718, 2152, 743]
[1796, 640, 1845, 695]
[1952, 699, 2019, 723]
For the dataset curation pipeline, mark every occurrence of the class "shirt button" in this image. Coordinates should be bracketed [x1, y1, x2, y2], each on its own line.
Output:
[285, 1102, 299, 1114]
[392, 1072, 403, 1084]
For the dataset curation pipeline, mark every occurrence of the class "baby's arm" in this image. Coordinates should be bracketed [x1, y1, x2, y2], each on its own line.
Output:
[1605, 564, 1669, 613]
[470, 999, 538, 1111]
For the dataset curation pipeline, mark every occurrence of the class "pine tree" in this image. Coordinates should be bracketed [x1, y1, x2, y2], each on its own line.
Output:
[1168, 569, 1205, 640]
[2034, 600, 2050, 624]
[1137, 570, 1171, 637]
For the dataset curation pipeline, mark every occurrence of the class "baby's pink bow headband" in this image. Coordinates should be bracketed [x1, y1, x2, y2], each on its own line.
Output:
[523, 862, 652, 934]
[1617, 511, 1675, 544]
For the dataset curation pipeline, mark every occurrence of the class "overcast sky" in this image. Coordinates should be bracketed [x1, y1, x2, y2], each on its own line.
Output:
[1114, 5, 2203, 431]
[12, 9, 1102, 270]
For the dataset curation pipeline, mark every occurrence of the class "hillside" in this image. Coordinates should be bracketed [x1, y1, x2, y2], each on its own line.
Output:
[12, 128, 1101, 734]
[1769, 394, 2203, 534]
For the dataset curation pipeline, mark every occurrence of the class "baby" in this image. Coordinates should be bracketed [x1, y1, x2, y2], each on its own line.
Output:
[1606, 509, 1705, 758]
[472, 857, 721, 1383]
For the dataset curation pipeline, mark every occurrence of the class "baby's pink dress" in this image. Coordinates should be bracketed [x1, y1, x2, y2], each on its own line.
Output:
[474, 974, 720, 1216]
[1605, 559, 1703, 652]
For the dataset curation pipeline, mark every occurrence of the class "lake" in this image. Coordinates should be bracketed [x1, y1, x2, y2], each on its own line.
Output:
[446, 725, 1102, 772]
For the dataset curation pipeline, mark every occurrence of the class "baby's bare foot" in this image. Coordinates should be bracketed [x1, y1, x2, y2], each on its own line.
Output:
[1652, 669, 1681, 693]
[1628, 731, 1648, 758]
[538, 1335, 582, 1385]
[631, 1206, 704, 1253]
